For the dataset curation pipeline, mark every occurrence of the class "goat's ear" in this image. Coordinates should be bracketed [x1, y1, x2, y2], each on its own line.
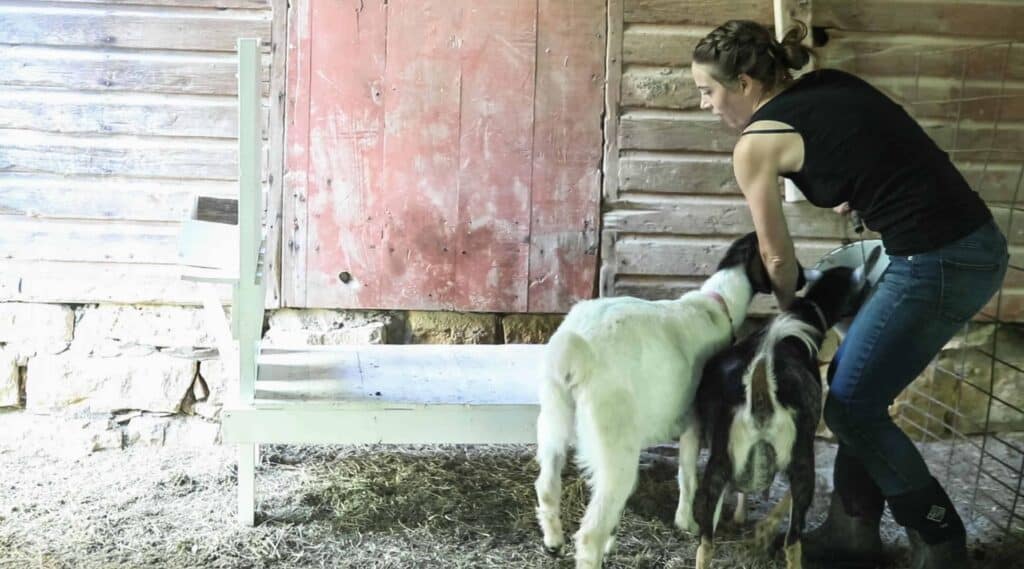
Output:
[748, 252, 774, 294]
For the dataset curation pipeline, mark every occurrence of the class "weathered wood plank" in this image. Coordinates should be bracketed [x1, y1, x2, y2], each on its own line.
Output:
[621, 64, 1024, 124]
[373, 1, 466, 310]
[622, 67, 1024, 122]
[0, 216, 180, 264]
[816, 0, 1024, 41]
[618, 154, 1023, 205]
[0, 45, 270, 96]
[0, 173, 240, 221]
[529, 0, 605, 312]
[994, 207, 1024, 249]
[614, 235, 844, 277]
[50, 0, 268, 8]
[0, 2, 271, 52]
[604, 197, 853, 240]
[920, 118, 1024, 158]
[617, 108, 1024, 159]
[291, 0, 386, 309]
[0, 260, 232, 305]
[819, 31, 1024, 82]
[0, 129, 245, 179]
[281, 0, 312, 307]
[623, 25, 706, 67]
[624, 0, 772, 26]
[874, 77, 1024, 123]
[0, 87, 271, 138]
[614, 233, 1024, 284]
[603, 0, 624, 203]
[610, 273, 1024, 321]
[962, 162, 1024, 204]
[621, 66, 697, 110]
[451, 0, 536, 312]
[604, 197, 1024, 247]
[263, 0, 287, 307]
[619, 111, 737, 151]
[619, 152, 738, 194]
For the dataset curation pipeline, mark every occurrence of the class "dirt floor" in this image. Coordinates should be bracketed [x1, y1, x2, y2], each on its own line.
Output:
[1, 412, 1022, 569]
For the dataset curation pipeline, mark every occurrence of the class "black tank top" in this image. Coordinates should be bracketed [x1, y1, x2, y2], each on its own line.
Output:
[747, 69, 991, 256]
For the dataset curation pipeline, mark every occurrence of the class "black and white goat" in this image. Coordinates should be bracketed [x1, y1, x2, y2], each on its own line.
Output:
[686, 247, 881, 569]
[533, 232, 784, 569]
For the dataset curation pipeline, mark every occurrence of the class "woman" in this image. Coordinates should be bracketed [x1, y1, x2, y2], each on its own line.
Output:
[690, 20, 1008, 569]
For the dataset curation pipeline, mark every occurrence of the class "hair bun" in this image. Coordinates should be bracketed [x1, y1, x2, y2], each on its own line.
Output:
[779, 21, 812, 70]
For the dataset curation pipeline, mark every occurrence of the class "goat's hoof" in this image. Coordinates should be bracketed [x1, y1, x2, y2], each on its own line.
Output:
[542, 536, 565, 556]
[674, 512, 698, 534]
[696, 537, 714, 569]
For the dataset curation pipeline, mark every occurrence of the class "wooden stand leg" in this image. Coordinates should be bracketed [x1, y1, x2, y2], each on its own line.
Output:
[238, 443, 256, 526]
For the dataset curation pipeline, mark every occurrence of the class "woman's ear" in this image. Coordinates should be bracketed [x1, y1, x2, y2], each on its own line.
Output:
[737, 73, 754, 95]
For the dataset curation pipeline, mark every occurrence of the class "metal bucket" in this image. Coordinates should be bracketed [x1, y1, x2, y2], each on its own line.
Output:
[812, 239, 891, 335]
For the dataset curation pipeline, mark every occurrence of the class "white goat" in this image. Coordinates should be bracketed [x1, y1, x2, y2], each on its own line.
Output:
[533, 232, 776, 568]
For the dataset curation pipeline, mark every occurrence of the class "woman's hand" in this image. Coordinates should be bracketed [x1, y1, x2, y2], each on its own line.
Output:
[833, 202, 851, 216]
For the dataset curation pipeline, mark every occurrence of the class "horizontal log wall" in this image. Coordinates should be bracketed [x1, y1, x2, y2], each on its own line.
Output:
[0, 0, 280, 305]
[603, 0, 1024, 319]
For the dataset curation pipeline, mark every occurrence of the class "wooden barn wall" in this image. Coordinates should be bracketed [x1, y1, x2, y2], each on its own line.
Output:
[283, 0, 605, 313]
[603, 0, 1024, 319]
[0, 0, 284, 306]
[603, 0, 788, 315]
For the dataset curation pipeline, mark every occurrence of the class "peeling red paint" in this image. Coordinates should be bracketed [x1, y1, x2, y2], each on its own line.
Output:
[285, 0, 604, 312]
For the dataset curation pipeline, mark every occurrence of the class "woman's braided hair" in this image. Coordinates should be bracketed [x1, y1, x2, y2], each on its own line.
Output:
[692, 20, 814, 91]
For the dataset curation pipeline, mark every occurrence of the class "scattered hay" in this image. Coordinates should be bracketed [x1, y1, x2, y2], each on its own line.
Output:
[1, 414, 1022, 569]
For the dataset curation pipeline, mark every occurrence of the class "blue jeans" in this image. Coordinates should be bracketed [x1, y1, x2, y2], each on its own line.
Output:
[824, 218, 1009, 496]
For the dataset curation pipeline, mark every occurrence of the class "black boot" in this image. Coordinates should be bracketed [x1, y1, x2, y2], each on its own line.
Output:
[802, 446, 885, 568]
[888, 477, 969, 569]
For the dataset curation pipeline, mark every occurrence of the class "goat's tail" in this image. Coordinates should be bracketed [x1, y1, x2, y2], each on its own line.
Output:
[544, 329, 595, 391]
[536, 330, 592, 463]
[746, 314, 820, 419]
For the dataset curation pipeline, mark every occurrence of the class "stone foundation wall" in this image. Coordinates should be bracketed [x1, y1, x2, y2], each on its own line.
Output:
[0, 302, 564, 452]
[1, 301, 1021, 453]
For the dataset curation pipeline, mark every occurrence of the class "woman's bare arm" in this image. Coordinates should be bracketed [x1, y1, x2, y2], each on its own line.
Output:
[733, 132, 800, 308]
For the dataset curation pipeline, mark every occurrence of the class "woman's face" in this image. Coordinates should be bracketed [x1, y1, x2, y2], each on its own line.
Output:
[691, 63, 758, 130]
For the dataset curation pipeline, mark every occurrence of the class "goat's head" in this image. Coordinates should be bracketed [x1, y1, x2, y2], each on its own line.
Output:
[717, 231, 810, 295]
[803, 245, 883, 325]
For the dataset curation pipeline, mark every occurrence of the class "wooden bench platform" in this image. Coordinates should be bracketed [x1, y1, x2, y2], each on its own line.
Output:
[178, 39, 545, 526]
[222, 344, 544, 446]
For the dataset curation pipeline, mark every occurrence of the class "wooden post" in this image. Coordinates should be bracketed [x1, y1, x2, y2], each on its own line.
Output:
[236, 37, 262, 527]
[238, 443, 256, 526]
[265, 0, 289, 309]
[237, 38, 262, 406]
[773, 0, 812, 53]
[602, 0, 624, 205]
